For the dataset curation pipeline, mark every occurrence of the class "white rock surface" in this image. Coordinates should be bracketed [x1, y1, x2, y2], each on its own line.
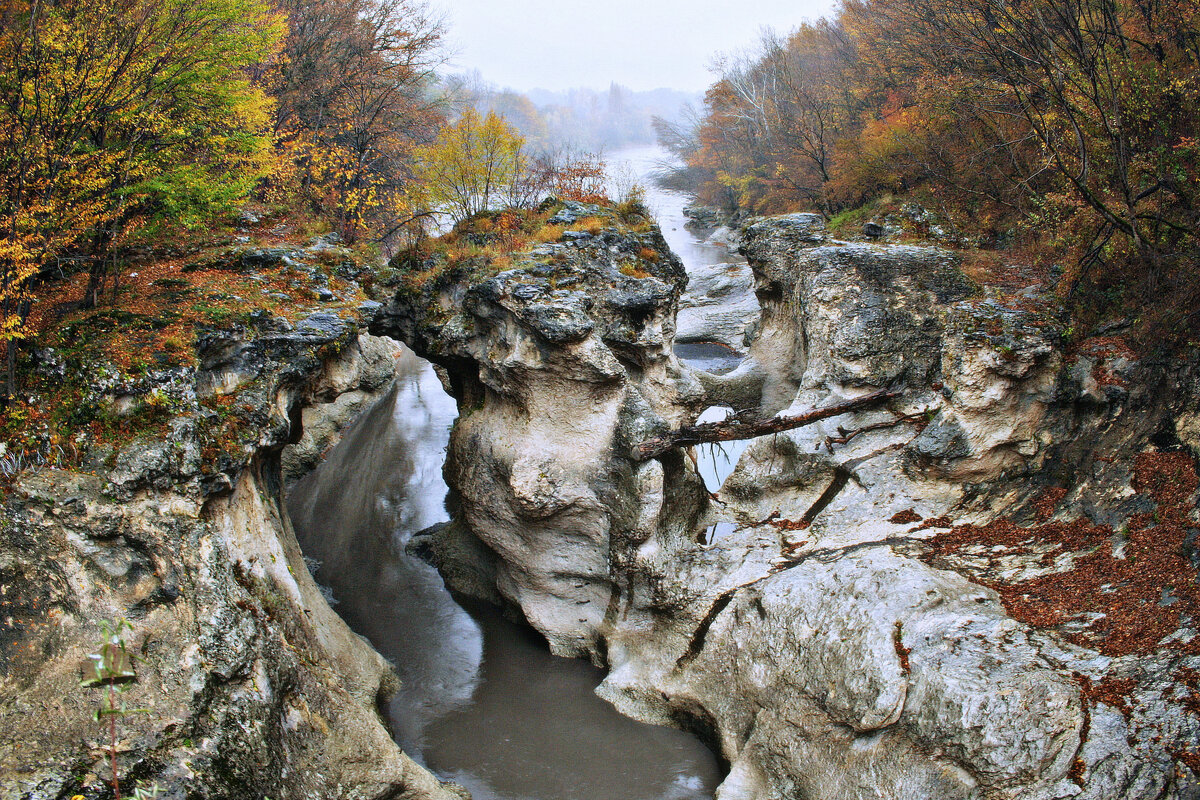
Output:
[677, 260, 760, 350]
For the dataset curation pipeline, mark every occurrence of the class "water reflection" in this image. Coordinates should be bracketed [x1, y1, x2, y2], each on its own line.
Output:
[690, 406, 751, 493]
[671, 342, 743, 375]
[428, 601, 719, 800]
[287, 352, 480, 755]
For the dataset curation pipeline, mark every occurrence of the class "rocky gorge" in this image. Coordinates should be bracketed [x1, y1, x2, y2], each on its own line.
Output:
[0, 238, 462, 799]
[0, 193, 1197, 799]
[380, 202, 1200, 799]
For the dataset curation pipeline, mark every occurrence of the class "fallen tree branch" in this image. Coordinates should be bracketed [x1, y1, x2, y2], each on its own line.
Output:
[821, 409, 930, 453]
[632, 389, 900, 461]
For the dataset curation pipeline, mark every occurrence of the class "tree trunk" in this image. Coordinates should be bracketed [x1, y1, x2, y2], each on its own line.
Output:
[4, 338, 15, 405]
[632, 389, 900, 461]
[83, 262, 106, 310]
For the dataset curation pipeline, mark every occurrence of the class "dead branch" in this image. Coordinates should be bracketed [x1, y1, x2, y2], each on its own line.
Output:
[820, 409, 930, 453]
[632, 389, 899, 461]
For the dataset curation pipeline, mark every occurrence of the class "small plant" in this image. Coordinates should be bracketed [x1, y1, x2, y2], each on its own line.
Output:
[81, 619, 155, 800]
[636, 246, 660, 263]
[532, 223, 565, 243]
[571, 216, 605, 236]
[619, 261, 652, 280]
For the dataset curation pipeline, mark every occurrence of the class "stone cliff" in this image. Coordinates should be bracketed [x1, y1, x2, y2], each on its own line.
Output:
[381, 207, 1200, 800]
[0, 238, 460, 800]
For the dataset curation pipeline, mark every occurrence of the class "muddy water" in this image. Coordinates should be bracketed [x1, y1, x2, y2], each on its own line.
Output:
[287, 347, 721, 800]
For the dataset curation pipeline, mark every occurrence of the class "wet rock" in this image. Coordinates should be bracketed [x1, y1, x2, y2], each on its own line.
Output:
[862, 220, 887, 238]
[281, 334, 405, 484]
[682, 204, 728, 232]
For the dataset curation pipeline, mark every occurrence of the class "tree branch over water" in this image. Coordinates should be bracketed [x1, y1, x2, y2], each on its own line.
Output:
[632, 389, 899, 461]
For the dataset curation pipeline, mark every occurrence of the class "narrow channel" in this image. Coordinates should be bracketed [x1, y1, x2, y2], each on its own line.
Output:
[287, 347, 722, 799]
[287, 146, 755, 799]
[609, 146, 755, 493]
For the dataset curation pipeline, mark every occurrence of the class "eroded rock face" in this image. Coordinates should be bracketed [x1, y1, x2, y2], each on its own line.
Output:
[384, 207, 1199, 800]
[675, 260, 759, 351]
[281, 333, 405, 485]
[377, 201, 709, 658]
[0, 318, 457, 800]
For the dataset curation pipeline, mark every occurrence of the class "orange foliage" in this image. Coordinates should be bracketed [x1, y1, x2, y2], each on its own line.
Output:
[671, 0, 1200, 341]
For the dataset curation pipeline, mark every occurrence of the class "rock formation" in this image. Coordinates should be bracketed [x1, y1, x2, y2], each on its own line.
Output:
[382, 206, 1200, 800]
[0, 243, 459, 800]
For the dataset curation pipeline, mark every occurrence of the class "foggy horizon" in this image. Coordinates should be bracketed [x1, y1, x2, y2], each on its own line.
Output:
[436, 0, 838, 93]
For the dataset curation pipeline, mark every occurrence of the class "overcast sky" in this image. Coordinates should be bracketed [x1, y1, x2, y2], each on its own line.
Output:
[436, 0, 838, 93]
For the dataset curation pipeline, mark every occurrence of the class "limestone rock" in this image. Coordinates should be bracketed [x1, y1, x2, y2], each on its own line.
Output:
[676, 260, 760, 351]
[384, 206, 1200, 800]
[0, 313, 454, 799]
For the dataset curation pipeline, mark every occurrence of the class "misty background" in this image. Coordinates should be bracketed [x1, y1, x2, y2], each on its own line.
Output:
[433, 0, 836, 154]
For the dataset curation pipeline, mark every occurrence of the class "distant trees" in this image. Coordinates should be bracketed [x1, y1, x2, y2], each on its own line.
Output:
[668, 0, 1200, 339]
[448, 73, 695, 154]
[411, 110, 616, 224]
[0, 0, 283, 398]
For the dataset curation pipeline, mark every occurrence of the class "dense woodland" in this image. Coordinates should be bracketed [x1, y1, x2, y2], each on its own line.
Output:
[658, 0, 1200, 342]
[0, 0, 635, 404]
[0, 0, 436, 394]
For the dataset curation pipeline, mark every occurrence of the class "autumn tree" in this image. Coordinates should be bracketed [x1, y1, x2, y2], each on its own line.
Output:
[841, 0, 1200, 327]
[0, 0, 282, 400]
[678, 24, 863, 214]
[668, 0, 1200, 339]
[271, 0, 445, 244]
[411, 109, 528, 222]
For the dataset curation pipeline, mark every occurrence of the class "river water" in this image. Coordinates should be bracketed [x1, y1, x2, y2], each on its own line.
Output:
[287, 146, 756, 799]
[608, 146, 752, 492]
[605, 145, 744, 281]
[287, 356, 720, 799]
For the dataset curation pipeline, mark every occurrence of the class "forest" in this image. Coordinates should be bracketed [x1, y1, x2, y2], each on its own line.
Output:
[658, 0, 1200, 344]
[0, 0, 650, 406]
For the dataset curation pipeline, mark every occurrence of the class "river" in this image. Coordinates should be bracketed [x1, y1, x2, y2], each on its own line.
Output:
[608, 146, 752, 492]
[286, 146, 752, 800]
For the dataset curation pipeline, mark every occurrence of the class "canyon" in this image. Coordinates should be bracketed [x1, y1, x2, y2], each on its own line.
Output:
[2, 184, 1197, 799]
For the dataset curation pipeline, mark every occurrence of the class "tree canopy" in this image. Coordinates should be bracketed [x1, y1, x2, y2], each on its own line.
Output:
[271, 0, 445, 244]
[0, 0, 283, 393]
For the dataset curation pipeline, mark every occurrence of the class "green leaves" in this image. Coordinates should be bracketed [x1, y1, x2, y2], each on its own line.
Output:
[0, 0, 283, 328]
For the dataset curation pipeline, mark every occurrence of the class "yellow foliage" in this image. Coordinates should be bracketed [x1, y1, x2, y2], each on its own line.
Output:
[411, 109, 527, 223]
[571, 217, 605, 236]
[0, 0, 283, 374]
